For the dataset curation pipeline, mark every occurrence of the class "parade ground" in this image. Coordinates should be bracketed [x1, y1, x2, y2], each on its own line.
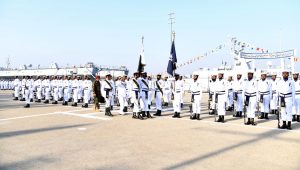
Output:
[0, 91, 300, 170]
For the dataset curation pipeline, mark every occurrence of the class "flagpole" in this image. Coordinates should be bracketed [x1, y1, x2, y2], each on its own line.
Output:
[168, 12, 175, 46]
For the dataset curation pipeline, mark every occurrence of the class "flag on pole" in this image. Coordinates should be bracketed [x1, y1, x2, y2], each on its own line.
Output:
[167, 40, 177, 76]
[137, 40, 146, 73]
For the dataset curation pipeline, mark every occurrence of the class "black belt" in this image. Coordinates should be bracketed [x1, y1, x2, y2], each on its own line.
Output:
[259, 91, 270, 95]
[280, 93, 292, 98]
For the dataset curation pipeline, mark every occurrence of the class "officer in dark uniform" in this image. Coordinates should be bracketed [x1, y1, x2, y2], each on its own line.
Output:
[93, 75, 104, 111]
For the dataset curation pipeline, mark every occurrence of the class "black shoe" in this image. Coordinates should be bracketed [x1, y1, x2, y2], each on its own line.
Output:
[190, 114, 196, 120]
[52, 101, 58, 104]
[209, 110, 214, 115]
[147, 111, 153, 118]
[172, 112, 177, 118]
[148, 105, 151, 110]
[287, 121, 292, 130]
[123, 107, 128, 113]
[217, 116, 222, 122]
[58, 98, 63, 101]
[142, 111, 146, 117]
[20, 98, 25, 101]
[138, 112, 144, 120]
[44, 100, 49, 104]
[251, 118, 257, 126]
[68, 99, 72, 102]
[271, 110, 275, 114]
[292, 115, 297, 122]
[221, 116, 225, 123]
[30, 99, 33, 102]
[196, 114, 201, 120]
[82, 103, 88, 108]
[233, 112, 237, 117]
[245, 118, 251, 125]
[297, 115, 300, 122]
[105, 108, 109, 116]
[71, 103, 77, 107]
[154, 110, 161, 116]
[279, 121, 287, 129]
[132, 112, 137, 119]
[258, 113, 264, 119]
[35, 99, 41, 103]
[264, 113, 269, 120]
[24, 104, 30, 108]
[13, 97, 18, 100]
[181, 103, 183, 108]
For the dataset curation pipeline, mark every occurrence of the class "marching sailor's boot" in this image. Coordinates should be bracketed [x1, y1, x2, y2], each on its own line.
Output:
[221, 115, 225, 123]
[44, 100, 49, 104]
[190, 114, 195, 120]
[108, 108, 113, 117]
[138, 112, 144, 120]
[287, 121, 292, 130]
[35, 99, 41, 103]
[147, 111, 153, 118]
[148, 105, 151, 110]
[24, 104, 30, 108]
[177, 112, 181, 118]
[123, 106, 128, 113]
[197, 114, 201, 120]
[132, 112, 137, 119]
[71, 103, 77, 107]
[52, 101, 58, 104]
[172, 112, 177, 118]
[13, 97, 18, 100]
[154, 110, 161, 116]
[251, 118, 257, 126]
[292, 115, 297, 122]
[258, 112, 264, 119]
[264, 113, 269, 120]
[142, 111, 146, 117]
[217, 116, 222, 122]
[30, 99, 33, 102]
[279, 121, 287, 129]
[245, 118, 251, 125]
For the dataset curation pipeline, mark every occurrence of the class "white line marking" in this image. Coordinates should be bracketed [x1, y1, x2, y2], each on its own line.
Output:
[57, 112, 111, 120]
[77, 127, 87, 131]
[0, 112, 58, 121]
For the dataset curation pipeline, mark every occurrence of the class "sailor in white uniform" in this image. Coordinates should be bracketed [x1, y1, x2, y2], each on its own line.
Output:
[257, 72, 271, 119]
[208, 73, 217, 115]
[153, 74, 164, 116]
[24, 76, 33, 108]
[292, 72, 300, 122]
[101, 74, 114, 116]
[233, 73, 244, 117]
[278, 70, 295, 130]
[43, 76, 51, 104]
[13, 76, 21, 100]
[71, 76, 80, 107]
[172, 74, 184, 118]
[190, 73, 202, 120]
[51, 76, 59, 104]
[270, 73, 279, 115]
[226, 75, 234, 111]
[214, 72, 228, 123]
[163, 76, 171, 106]
[82, 75, 92, 108]
[117, 75, 129, 115]
[62, 76, 71, 105]
[244, 71, 258, 125]
[131, 72, 143, 120]
[139, 72, 153, 118]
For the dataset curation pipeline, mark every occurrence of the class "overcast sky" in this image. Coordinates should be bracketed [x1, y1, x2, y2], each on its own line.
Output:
[0, 0, 299, 74]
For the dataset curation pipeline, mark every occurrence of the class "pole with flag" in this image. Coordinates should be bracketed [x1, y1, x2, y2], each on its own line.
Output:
[167, 32, 177, 76]
[137, 36, 146, 73]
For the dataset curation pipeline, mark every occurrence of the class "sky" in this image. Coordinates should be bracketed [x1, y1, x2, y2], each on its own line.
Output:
[0, 0, 299, 74]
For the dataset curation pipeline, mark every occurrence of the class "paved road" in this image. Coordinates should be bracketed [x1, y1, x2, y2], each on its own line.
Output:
[0, 91, 300, 170]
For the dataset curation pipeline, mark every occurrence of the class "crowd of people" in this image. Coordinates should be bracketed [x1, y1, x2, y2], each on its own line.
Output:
[2, 69, 300, 130]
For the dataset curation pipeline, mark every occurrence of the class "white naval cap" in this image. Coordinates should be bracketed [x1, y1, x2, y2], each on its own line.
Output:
[292, 72, 299, 75]
[247, 70, 254, 74]
[282, 69, 290, 73]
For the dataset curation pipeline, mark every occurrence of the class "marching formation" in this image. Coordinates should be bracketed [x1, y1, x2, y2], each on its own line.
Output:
[208, 70, 300, 130]
[4, 69, 300, 130]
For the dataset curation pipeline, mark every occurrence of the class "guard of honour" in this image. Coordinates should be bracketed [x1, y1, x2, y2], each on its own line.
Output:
[6, 69, 300, 130]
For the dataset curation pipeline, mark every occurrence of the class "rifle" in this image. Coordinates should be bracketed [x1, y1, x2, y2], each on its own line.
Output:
[214, 93, 218, 122]
[277, 96, 281, 128]
[243, 102, 247, 124]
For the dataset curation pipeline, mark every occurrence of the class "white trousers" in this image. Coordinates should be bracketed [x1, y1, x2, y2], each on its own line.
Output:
[217, 94, 226, 116]
[280, 97, 293, 121]
[173, 92, 182, 112]
[131, 91, 140, 113]
[140, 91, 149, 111]
[192, 95, 201, 114]
[163, 90, 171, 103]
[292, 97, 300, 116]
[236, 93, 243, 112]
[73, 88, 78, 103]
[246, 96, 257, 118]
[155, 91, 162, 110]
[14, 87, 19, 98]
[259, 95, 270, 113]
[118, 95, 128, 114]
[25, 89, 30, 104]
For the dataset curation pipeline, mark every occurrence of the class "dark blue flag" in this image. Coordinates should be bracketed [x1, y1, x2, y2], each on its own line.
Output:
[167, 40, 177, 76]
